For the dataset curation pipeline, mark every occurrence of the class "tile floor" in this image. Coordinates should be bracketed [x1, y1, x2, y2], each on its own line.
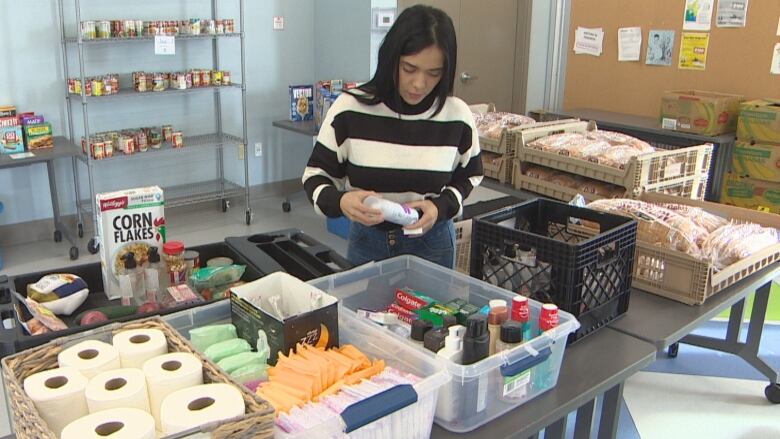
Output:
[1, 185, 779, 438]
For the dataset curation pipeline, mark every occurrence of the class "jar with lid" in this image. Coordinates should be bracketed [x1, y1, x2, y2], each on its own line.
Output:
[163, 241, 187, 285]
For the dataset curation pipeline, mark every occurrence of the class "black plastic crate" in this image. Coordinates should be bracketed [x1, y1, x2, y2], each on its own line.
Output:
[226, 229, 352, 281]
[470, 198, 637, 343]
[0, 242, 263, 358]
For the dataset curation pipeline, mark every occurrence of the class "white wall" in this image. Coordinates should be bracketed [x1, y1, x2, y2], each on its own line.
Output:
[314, 0, 372, 82]
[0, 0, 318, 226]
[525, 0, 552, 113]
[369, 0, 397, 78]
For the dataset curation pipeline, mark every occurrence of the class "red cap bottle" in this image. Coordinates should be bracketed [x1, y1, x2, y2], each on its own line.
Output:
[511, 295, 530, 323]
[539, 303, 559, 332]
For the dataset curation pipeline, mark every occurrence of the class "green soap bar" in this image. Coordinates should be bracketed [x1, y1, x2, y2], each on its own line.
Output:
[218, 352, 266, 374]
[204, 338, 251, 363]
[190, 324, 238, 352]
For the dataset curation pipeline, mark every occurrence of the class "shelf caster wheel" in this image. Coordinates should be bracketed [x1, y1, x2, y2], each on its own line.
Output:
[54, 230, 63, 243]
[221, 199, 230, 213]
[667, 342, 679, 358]
[88, 238, 100, 255]
[78, 223, 84, 238]
[282, 201, 291, 213]
[766, 383, 780, 404]
[245, 210, 253, 225]
[69, 246, 79, 261]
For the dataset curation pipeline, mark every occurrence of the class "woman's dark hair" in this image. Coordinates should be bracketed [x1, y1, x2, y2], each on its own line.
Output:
[349, 5, 457, 116]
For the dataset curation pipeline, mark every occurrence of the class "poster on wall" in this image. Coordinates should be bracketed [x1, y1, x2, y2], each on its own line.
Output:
[678, 32, 710, 70]
[716, 0, 749, 28]
[574, 27, 604, 56]
[683, 0, 714, 31]
[618, 27, 642, 61]
[646, 30, 675, 66]
[771, 43, 780, 75]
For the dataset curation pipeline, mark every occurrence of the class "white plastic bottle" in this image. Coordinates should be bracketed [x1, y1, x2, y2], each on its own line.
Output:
[363, 196, 419, 226]
[437, 325, 466, 364]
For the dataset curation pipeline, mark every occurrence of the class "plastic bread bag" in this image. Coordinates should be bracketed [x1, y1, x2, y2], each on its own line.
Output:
[657, 203, 729, 234]
[702, 223, 780, 269]
[12, 291, 68, 334]
[596, 145, 642, 169]
[527, 132, 588, 153]
[586, 130, 655, 152]
[550, 171, 580, 188]
[190, 264, 246, 291]
[568, 140, 612, 162]
[580, 179, 621, 198]
[523, 165, 557, 180]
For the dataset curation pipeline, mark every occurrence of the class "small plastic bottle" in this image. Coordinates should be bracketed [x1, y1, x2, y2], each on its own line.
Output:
[144, 247, 164, 303]
[363, 196, 419, 226]
[119, 252, 145, 305]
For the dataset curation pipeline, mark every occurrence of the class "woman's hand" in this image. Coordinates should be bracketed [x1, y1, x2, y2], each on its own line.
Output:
[340, 191, 384, 226]
[403, 199, 438, 234]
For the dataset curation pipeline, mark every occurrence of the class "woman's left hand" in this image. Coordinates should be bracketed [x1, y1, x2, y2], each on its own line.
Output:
[403, 200, 438, 234]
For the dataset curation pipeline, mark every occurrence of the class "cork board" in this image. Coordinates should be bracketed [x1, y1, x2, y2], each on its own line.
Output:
[563, 0, 780, 118]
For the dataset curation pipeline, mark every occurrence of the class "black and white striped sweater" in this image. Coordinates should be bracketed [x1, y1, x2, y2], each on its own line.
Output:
[302, 92, 483, 222]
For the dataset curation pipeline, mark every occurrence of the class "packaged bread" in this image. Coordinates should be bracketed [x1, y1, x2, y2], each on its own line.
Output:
[523, 165, 557, 181]
[527, 132, 589, 154]
[657, 204, 728, 234]
[702, 224, 780, 269]
[550, 171, 580, 188]
[586, 130, 654, 153]
[568, 140, 611, 162]
[473, 111, 535, 139]
[596, 145, 643, 169]
[579, 179, 622, 198]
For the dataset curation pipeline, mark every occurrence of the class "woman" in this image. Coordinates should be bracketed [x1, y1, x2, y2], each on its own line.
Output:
[302, 5, 483, 269]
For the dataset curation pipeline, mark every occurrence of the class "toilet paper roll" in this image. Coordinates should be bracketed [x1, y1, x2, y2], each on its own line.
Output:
[113, 328, 168, 369]
[23, 367, 89, 437]
[61, 407, 156, 439]
[85, 368, 151, 414]
[160, 383, 245, 435]
[142, 352, 203, 431]
[57, 340, 121, 379]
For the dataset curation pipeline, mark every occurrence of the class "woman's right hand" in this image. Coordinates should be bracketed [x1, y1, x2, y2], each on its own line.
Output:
[340, 191, 384, 226]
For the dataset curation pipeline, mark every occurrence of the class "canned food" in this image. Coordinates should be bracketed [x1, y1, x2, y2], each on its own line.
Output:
[97, 20, 111, 39]
[185, 71, 193, 88]
[201, 70, 211, 86]
[124, 20, 136, 37]
[162, 125, 173, 142]
[136, 130, 148, 151]
[136, 20, 145, 37]
[109, 75, 119, 95]
[215, 19, 224, 34]
[222, 71, 231, 86]
[225, 19, 235, 34]
[111, 20, 123, 38]
[190, 19, 201, 35]
[117, 136, 133, 155]
[85, 80, 92, 96]
[153, 73, 167, 92]
[148, 21, 159, 36]
[192, 70, 201, 87]
[170, 72, 187, 90]
[149, 128, 163, 146]
[104, 140, 114, 158]
[91, 78, 104, 96]
[212, 70, 223, 86]
[80, 21, 96, 40]
[179, 20, 190, 35]
[172, 131, 184, 148]
[93, 142, 105, 160]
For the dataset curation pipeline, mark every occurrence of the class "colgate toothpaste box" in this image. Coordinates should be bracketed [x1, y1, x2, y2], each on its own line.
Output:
[395, 287, 436, 311]
[96, 186, 166, 300]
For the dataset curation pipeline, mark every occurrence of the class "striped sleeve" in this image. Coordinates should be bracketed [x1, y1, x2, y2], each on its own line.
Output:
[301, 95, 350, 218]
[429, 104, 483, 220]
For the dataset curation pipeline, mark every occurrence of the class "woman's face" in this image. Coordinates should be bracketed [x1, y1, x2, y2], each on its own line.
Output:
[398, 45, 445, 105]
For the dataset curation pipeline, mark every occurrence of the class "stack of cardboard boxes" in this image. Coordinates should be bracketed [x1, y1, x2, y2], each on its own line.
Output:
[722, 99, 780, 213]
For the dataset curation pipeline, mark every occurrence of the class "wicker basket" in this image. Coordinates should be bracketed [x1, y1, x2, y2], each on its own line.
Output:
[1, 316, 275, 439]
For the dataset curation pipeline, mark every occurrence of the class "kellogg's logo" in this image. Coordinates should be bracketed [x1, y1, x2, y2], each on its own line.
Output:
[100, 197, 128, 211]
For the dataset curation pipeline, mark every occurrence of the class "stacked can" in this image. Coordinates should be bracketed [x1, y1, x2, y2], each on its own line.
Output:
[82, 125, 181, 160]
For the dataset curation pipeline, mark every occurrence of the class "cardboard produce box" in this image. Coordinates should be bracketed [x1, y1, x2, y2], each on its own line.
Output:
[660, 90, 742, 136]
[737, 99, 780, 144]
[720, 172, 780, 214]
[732, 140, 780, 183]
[230, 272, 339, 365]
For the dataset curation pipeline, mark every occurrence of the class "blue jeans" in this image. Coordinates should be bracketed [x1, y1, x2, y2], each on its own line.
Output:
[347, 220, 456, 269]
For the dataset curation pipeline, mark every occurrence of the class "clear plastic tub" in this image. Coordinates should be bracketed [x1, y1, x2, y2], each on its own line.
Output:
[308, 255, 580, 433]
[163, 298, 449, 439]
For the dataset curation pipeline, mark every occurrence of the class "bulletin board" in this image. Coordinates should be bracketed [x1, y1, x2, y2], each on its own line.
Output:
[563, 0, 780, 118]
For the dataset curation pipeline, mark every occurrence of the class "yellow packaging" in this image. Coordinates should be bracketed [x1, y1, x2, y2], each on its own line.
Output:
[732, 140, 780, 183]
[720, 173, 780, 214]
[737, 99, 780, 144]
[660, 90, 742, 136]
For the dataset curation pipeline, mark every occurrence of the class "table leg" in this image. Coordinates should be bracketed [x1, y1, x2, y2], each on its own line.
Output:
[46, 160, 62, 229]
[597, 382, 624, 439]
[681, 281, 778, 384]
[574, 398, 596, 439]
[544, 417, 567, 439]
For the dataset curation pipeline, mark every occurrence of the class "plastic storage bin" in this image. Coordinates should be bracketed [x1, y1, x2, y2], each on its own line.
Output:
[162, 299, 449, 439]
[308, 255, 580, 433]
[472, 198, 636, 343]
[226, 229, 352, 281]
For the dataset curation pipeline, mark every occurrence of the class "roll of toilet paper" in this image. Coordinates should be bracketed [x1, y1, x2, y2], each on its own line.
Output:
[23, 367, 89, 437]
[60, 407, 156, 439]
[57, 340, 121, 379]
[160, 383, 245, 436]
[85, 368, 150, 414]
[142, 352, 203, 431]
[113, 328, 168, 369]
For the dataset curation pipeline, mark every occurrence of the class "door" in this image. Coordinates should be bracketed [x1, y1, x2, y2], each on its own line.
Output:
[456, 0, 518, 110]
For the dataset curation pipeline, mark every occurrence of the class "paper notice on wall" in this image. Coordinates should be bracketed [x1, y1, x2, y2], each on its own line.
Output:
[776, 17, 780, 36]
[618, 27, 642, 61]
[646, 30, 675, 66]
[683, 0, 714, 31]
[771, 43, 780, 75]
[574, 27, 604, 56]
[678, 32, 710, 70]
[154, 35, 175, 55]
[716, 0, 748, 27]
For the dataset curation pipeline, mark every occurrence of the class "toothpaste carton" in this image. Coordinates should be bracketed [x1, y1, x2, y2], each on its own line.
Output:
[96, 187, 166, 300]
